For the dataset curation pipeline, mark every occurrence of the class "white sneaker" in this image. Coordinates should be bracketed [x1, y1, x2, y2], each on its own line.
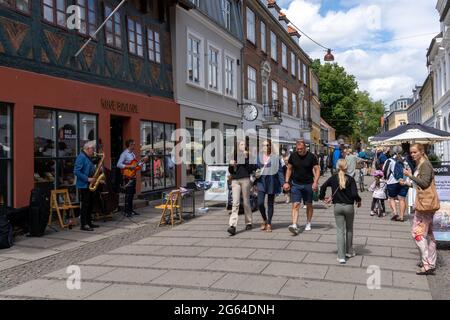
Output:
[303, 205, 307, 209]
[370, 211, 376, 216]
[337, 258, 346, 264]
[346, 251, 356, 258]
[288, 224, 300, 235]
[305, 223, 312, 231]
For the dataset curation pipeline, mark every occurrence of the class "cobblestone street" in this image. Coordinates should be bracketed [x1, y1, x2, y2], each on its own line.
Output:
[0, 175, 445, 300]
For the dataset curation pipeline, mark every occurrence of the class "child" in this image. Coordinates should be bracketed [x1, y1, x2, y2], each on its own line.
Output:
[369, 170, 387, 217]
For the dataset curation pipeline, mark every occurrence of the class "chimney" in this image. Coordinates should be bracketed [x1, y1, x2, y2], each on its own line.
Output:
[267, 0, 281, 20]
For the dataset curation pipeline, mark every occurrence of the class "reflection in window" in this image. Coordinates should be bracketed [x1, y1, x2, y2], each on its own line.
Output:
[140, 121, 176, 192]
[0, 103, 12, 207]
[34, 108, 97, 201]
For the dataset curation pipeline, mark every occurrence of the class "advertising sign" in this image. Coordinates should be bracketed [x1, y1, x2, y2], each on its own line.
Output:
[204, 165, 230, 202]
[433, 165, 450, 242]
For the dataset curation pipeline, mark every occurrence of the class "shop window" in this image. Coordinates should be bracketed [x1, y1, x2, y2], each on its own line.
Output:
[186, 118, 204, 183]
[34, 108, 97, 202]
[0, 103, 12, 207]
[140, 121, 176, 192]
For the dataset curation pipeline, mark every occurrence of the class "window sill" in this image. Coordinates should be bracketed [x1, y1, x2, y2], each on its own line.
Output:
[186, 80, 205, 91]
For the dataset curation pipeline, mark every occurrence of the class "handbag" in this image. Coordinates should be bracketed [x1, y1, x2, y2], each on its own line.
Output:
[324, 187, 339, 206]
[415, 180, 440, 214]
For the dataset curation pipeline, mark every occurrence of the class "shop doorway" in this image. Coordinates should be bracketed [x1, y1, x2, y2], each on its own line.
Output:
[110, 116, 126, 169]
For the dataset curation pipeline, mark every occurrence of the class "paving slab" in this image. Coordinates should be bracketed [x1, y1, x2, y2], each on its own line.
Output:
[325, 266, 393, 287]
[86, 284, 170, 300]
[157, 288, 237, 300]
[279, 279, 356, 300]
[152, 257, 216, 270]
[205, 258, 269, 274]
[199, 247, 256, 259]
[99, 255, 166, 268]
[96, 267, 167, 283]
[354, 285, 432, 300]
[151, 270, 225, 288]
[108, 245, 165, 255]
[262, 261, 329, 280]
[303, 252, 363, 267]
[211, 274, 288, 295]
[248, 249, 307, 263]
[45, 266, 116, 280]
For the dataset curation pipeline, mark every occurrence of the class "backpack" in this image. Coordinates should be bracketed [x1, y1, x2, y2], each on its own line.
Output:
[393, 160, 404, 180]
[27, 188, 49, 237]
[0, 207, 13, 249]
[383, 159, 392, 180]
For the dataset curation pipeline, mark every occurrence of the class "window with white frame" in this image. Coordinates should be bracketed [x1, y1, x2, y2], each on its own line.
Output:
[291, 52, 296, 77]
[298, 58, 301, 81]
[105, 3, 122, 49]
[282, 43, 287, 69]
[272, 80, 278, 104]
[127, 17, 143, 57]
[208, 45, 220, 90]
[270, 31, 277, 61]
[292, 93, 297, 117]
[247, 66, 257, 101]
[222, 0, 231, 30]
[261, 21, 266, 52]
[303, 64, 308, 85]
[148, 28, 161, 63]
[225, 55, 235, 97]
[283, 87, 288, 113]
[246, 7, 255, 44]
[188, 34, 201, 84]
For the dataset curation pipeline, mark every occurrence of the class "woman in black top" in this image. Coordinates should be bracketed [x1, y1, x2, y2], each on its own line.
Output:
[319, 159, 362, 264]
[227, 140, 257, 236]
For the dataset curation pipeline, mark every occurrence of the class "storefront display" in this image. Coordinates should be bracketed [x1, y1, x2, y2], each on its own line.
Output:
[140, 121, 176, 192]
[34, 108, 98, 201]
[0, 103, 12, 207]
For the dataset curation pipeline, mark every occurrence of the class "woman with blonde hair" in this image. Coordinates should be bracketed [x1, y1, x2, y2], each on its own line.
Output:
[400, 143, 440, 275]
[319, 159, 362, 264]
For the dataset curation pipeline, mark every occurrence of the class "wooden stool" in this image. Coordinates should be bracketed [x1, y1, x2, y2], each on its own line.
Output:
[49, 189, 79, 229]
[156, 190, 183, 227]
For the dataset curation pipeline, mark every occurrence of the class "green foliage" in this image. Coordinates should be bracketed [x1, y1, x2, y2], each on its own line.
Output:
[312, 59, 384, 142]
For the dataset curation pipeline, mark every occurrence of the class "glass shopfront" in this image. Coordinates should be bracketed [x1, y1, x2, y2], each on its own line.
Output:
[140, 120, 176, 192]
[186, 118, 205, 183]
[34, 108, 97, 201]
[0, 103, 12, 207]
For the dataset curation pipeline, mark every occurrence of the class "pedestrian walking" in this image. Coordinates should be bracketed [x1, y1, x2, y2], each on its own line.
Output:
[284, 140, 320, 234]
[400, 144, 440, 275]
[227, 140, 257, 236]
[256, 140, 284, 233]
[319, 159, 362, 264]
[369, 170, 387, 217]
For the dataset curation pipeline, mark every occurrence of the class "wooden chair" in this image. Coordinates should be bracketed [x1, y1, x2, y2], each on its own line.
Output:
[155, 190, 183, 227]
[49, 189, 79, 229]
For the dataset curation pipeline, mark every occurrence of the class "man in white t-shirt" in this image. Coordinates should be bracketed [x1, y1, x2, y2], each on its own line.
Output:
[383, 146, 408, 222]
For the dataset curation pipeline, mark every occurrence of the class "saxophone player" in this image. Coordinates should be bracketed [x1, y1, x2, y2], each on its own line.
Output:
[74, 141, 100, 231]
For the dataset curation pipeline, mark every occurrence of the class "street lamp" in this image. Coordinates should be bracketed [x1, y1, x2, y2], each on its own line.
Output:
[324, 49, 335, 62]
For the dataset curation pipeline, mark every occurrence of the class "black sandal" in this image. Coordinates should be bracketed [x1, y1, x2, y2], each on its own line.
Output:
[416, 267, 435, 275]
[391, 215, 399, 221]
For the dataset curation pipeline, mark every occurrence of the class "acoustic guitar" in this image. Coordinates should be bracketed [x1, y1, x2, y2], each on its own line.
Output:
[121, 156, 149, 179]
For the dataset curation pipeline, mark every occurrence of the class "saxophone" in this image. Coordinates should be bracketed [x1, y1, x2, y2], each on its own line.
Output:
[89, 153, 106, 192]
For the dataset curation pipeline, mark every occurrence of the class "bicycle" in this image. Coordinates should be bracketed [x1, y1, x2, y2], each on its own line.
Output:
[373, 199, 385, 217]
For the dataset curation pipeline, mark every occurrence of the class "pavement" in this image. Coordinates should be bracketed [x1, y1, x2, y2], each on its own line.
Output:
[0, 175, 446, 300]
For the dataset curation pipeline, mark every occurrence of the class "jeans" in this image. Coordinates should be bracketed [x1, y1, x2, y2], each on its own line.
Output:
[79, 188, 93, 227]
[258, 191, 275, 225]
[334, 203, 355, 260]
[124, 178, 136, 214]
[412, 212, 437, 269]
[229, 178, 252, 228]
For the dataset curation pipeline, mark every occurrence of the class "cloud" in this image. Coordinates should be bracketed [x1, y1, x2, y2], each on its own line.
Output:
[281, 0, 440, 103]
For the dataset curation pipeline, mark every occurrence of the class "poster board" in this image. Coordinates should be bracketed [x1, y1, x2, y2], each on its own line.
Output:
[204, 165, 230, 202]
[433, 165, 450, 242]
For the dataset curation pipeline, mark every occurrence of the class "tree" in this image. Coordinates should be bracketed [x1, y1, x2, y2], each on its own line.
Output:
[312, 60, 384, 142]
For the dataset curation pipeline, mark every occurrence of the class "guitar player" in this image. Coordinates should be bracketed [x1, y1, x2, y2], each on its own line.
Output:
[117, 139, 149, 217]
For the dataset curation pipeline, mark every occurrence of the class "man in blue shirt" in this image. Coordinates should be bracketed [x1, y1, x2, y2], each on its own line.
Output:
[117, 139, 149, 217]
[332, 140, 345, 173]
[74, 141, 99, 231]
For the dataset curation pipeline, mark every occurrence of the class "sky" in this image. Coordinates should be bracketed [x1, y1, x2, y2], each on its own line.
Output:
[277, 0, 440, 105]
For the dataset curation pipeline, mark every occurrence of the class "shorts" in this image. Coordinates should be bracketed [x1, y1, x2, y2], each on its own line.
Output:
[387, 183, 408, 198]
[291, 183, 313, 205]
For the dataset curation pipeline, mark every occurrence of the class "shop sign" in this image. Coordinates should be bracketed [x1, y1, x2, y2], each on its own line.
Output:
[433, 165, 450, 242]
[101, 99, 138, 114]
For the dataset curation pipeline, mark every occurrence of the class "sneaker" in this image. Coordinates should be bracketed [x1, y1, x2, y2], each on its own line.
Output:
[346, 252, 356, 259]
[305, 223, 312, 231]
[370, 211, 376, 217]
[245, 224, 253, 231]
[303, 205, 307, 209]
[288, 224, 300, 235]
[227, 226, 236, 236]
[337, 258, 346, 264]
